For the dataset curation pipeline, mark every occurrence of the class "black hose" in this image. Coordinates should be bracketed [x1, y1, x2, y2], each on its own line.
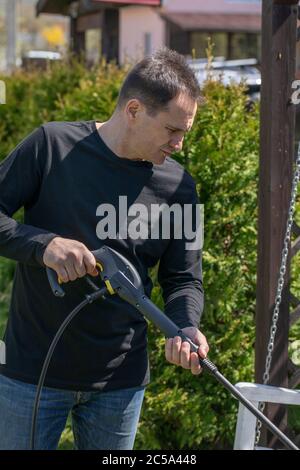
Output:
[30, 286, 107, 450]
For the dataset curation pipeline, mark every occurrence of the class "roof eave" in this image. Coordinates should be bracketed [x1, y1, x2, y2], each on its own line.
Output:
[36, 0, 72, 16]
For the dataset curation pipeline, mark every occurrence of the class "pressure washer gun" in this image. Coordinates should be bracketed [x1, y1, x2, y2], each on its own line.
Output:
[31, 245, 298, 450]
[47, 245, 212, 355]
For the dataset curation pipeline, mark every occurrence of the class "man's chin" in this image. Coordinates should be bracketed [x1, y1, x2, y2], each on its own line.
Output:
[155, 152, 167, 164]
[141, 153, 166, 165]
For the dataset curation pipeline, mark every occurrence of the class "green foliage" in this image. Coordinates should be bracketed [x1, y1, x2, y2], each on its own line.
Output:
[0, 58, 126, 160]
[0, 60, 260, 450]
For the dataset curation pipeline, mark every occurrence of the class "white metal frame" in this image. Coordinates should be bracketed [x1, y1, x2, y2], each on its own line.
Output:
[0, 340, 5, 364]
[234, 382, 300, 450]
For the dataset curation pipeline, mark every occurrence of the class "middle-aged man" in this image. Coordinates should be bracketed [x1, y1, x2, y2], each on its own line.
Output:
[0, 47, 209, 450]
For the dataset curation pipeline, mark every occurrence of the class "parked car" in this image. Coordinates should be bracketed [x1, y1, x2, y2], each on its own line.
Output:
[21, 50, 62, 70]
[187, 58, 261, 101]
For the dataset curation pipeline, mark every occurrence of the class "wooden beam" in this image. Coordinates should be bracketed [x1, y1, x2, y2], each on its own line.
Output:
[272, 1, 298, 5]
[256, 0, 297, 447]
[36, 0, 71, 16]
[76, 12, 103, 32]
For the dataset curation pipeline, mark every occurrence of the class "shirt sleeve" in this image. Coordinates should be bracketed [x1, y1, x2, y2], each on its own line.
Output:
[157, 184, 204, 329]
[0, 126, 58, 267]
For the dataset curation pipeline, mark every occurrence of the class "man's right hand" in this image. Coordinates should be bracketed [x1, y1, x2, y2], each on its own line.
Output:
[43, 237, 98, 283]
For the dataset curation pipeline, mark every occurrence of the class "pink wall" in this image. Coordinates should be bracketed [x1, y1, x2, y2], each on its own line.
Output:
[120, 6, 165, 64]
[119, 1, 262, 65]
[162, 0, 261, 14]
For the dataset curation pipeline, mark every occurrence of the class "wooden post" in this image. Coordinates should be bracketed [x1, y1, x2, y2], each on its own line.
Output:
[70, 17, 85, 56]
[256, 0, 298, 447]
[102, 9, 119, 64]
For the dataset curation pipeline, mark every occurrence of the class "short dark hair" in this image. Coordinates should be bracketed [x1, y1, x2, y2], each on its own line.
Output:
[116, 47, 202, 117]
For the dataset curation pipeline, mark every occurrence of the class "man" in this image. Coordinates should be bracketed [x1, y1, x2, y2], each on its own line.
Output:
[0, 47, 209, 450]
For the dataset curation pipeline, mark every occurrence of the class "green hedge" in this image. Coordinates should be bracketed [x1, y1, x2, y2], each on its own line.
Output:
[0, 59, 261, 449]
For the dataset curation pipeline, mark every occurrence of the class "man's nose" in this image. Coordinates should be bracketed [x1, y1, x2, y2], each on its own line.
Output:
[169, 137, 183, 152]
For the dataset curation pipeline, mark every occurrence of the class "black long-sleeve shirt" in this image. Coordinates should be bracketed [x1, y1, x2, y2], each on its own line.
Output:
[0, 120, 204, 391]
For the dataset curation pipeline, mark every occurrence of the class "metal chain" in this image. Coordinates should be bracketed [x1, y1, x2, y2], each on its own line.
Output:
[254, 142, 300, 447]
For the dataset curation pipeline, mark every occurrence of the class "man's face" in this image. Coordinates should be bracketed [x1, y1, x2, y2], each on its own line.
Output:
[126, 92, 198, 165]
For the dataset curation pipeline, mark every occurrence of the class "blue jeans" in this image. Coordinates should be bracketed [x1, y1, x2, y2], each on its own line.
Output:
[0, 374, 145, 450]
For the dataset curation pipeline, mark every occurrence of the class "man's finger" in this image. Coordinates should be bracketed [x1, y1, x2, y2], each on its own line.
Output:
[180, 341, 191, 369]
[191, 352, 202, 375]
[198, 344, 208, 359]
[57, 266, 69, 283]
[74, 258, 87, 278]
[64, 262, 78, 282]
[171, 336, 181, 364]
[83, 251, 97, 276]
[165, 338, 173, 363]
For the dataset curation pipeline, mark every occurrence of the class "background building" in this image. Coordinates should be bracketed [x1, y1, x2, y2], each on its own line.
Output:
[36, 0, 262, 65]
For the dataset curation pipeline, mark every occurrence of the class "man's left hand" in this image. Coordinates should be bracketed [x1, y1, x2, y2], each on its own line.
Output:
[165, 327, 209, 375]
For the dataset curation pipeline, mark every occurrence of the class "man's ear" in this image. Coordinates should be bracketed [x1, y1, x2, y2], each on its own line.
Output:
[126, 99, 142, 120]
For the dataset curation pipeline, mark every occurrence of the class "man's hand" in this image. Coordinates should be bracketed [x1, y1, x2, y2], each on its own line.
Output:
[43, 237, 98, 283]
[165, 326, 209, 375]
